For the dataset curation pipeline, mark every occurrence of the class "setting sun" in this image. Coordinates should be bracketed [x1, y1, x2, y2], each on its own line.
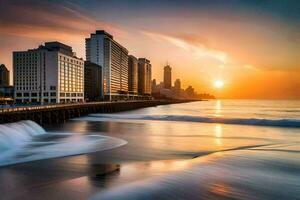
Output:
[214, 80, 224, 89]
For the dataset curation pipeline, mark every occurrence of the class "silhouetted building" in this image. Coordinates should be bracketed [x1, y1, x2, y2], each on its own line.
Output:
[0, 64, 10, 87]
[151, 79, 157, 93]
[185, 85, 195, 98]
[164, 64, 172, 89]
[128, 55, 138, 95]
[84, 61, 102, 102]
[173, 78, 181, 98]
[174, 79, 181, 93]
[13, 42, 84, 104]
[138, 58, 152, 95]
[0, 86, 14, 104]
[86, 30, 129, 101]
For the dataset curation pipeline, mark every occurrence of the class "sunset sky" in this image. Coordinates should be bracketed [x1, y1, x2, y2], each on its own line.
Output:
[0, 0, 299, 99]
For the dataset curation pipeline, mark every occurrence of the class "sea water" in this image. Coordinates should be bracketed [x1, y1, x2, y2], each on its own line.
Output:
[1, 100, 299, 199]
[75, 100, 300, 200]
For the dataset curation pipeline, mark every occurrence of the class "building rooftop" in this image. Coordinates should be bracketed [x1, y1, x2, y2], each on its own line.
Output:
[164, 65, 172, 70]
[44, 42, 72, 51]
[138, 58, 150, 63]
[88, 30, 128, 53]
[0, 64, 9, 71]
[95, 30, 113, 39]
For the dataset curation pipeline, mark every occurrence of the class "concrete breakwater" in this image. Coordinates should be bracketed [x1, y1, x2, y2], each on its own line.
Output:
[0, 100, 194, 124]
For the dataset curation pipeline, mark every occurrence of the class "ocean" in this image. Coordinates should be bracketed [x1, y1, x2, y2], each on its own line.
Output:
[0, 100, 299, 199]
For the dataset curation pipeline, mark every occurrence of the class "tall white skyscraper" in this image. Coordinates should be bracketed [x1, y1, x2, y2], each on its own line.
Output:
[86, 30, 129, 101]
[13, 42, 84, 104]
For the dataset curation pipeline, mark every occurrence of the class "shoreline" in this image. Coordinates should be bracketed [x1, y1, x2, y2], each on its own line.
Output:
[0, 99, 198, 125]
[0, 100, 299, 200]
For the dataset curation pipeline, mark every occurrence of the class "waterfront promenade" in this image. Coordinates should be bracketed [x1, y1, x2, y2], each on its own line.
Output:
[0, 100, 193, 124]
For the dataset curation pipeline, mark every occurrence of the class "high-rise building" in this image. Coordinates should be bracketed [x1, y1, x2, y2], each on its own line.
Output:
[13, 42, 84, 104]
[86, 30, 129, 101]
[0, 64, 13, 103]
[138, 58, 152, 95]
[151, 79, 157, 93]
[185, 85, 195, 98]
[0, 64, 10, 87]
[128, 55, 138, 95]
[174, 79, 181, 92]
[173, 78, 182, 98]
[84, 61, 102, 102]
[164, 64, 172, 89]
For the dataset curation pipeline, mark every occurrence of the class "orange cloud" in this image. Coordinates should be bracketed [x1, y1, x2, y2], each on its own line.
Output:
[141, 31, 227, 63]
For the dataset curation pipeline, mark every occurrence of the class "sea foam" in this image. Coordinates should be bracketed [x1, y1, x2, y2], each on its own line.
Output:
[0, 120, 127, 166]
[78, 114, 300, 128]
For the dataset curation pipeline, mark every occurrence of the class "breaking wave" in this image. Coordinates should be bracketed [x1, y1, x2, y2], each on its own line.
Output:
[0, 120, 127, 166]
[82, 114, 300, 128]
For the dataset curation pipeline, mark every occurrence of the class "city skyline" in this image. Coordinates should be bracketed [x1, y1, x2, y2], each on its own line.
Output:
[0, 0, 299, 99]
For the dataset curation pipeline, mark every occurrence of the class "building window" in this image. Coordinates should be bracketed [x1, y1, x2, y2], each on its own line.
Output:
[60, 93, 65, 97]
[50, 92, 56, 97]
[43, 92, 49, 96]
[31, 93, 37, 97]
[24, 93, 29, 97]
[50, 86, 56, 90]
[16, 93, 22, 97]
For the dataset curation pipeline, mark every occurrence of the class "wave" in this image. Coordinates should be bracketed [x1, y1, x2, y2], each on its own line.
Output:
[83, 114, 300, 128]
[0, 120, 46, 152]
[90, 146, 300, 200]
[0, 120, 127, 166]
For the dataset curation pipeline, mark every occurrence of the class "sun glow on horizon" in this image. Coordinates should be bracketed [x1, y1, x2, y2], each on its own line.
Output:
[214, 80, 224, 89]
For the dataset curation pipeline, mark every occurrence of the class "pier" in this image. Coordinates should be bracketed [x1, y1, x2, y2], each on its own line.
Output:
[0, 100, 192, 124]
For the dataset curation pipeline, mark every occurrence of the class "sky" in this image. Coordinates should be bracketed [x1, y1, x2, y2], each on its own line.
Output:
[0, 0, 299, 99]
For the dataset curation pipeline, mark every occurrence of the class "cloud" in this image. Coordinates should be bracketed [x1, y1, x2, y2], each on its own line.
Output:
[0, 0, 128, 78]
[0, 0, 123, 40]
[141, 30, 227, 63]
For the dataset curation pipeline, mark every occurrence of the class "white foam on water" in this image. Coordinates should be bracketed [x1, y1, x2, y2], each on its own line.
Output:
[75, 114, 300, 128]
[0, 120, 127, 166]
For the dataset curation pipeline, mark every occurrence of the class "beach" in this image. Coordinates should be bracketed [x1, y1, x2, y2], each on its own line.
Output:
[0, 100, 300, 199]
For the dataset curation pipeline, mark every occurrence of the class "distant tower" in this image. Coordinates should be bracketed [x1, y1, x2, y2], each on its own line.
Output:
[174, 79, 181, 94]
[185, 86, 195, 98]
[151, 79, 157, 93]
[163, 64, 172, 89]
[0, 64, 10, 87]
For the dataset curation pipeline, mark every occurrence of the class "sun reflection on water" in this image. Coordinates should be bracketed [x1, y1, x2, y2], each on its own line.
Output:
[215, 100, 222, 117]
[215, 124, 222, 146]
[209, 182, 232, 197]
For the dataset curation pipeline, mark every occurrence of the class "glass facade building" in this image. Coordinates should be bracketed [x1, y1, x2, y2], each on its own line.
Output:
[86, 30, 129, 101]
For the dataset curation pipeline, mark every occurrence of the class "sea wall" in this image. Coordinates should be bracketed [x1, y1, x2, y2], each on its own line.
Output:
[0, 100, 193, 125]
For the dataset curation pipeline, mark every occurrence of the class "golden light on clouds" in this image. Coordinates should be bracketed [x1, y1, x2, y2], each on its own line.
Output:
[141, 31, 228, 63]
